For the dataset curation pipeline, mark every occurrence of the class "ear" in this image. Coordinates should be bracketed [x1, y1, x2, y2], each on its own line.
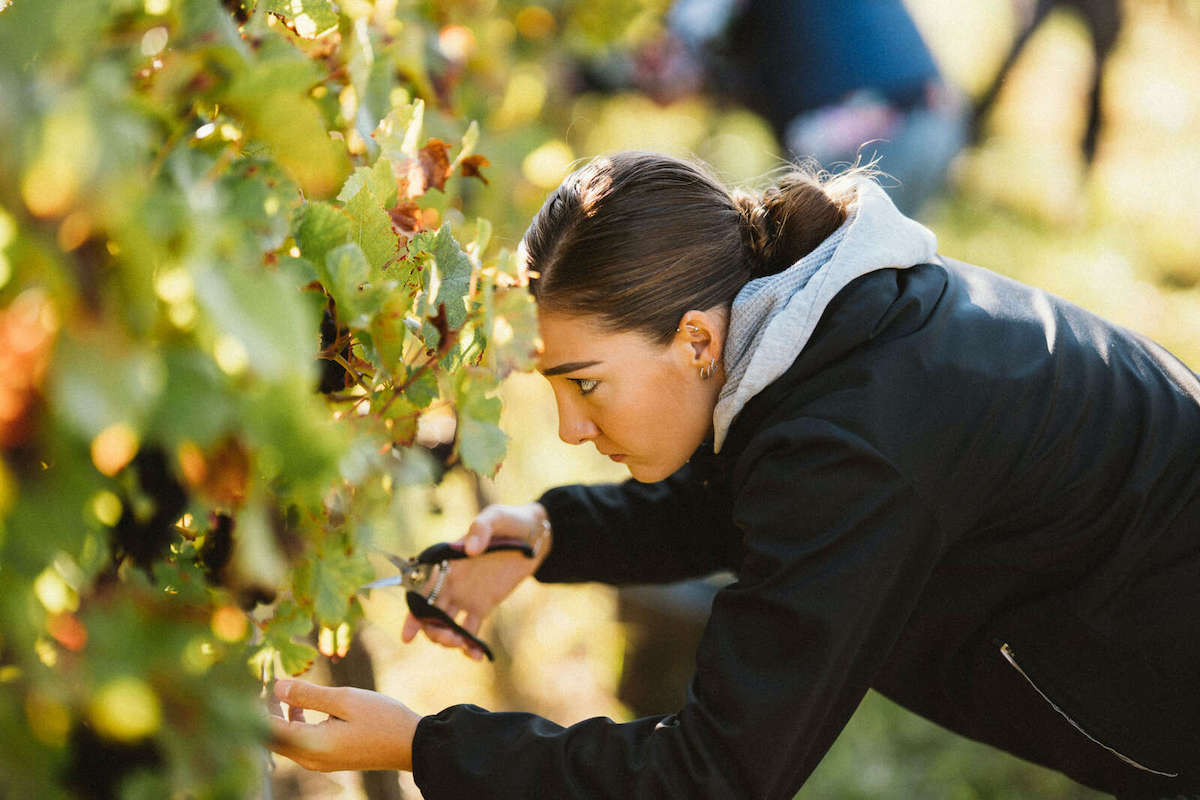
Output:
[674, 307, 727, 368]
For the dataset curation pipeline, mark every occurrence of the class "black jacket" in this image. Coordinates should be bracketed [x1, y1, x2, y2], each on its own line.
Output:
[413, 258, 1200, 798]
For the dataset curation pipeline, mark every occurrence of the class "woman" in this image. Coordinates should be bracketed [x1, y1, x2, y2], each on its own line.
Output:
[268, 152, 1200, 798]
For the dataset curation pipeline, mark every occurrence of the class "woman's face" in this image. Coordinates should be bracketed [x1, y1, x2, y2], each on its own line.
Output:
[537, 309, 725, 483]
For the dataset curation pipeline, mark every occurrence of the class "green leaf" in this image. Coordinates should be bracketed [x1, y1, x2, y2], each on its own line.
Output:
[220, 159, 295, 253]
[322, 242, 374, 327]
[454, 369, 508, 477]
[337, 157, 398, 208]
[450, 121, 480, 173]
[468, 216, 492, 261]
[263, 601, 317, 676]
[381, 395, 421, 445]
[374, 99, 424, 162]
[345, 184, 398, 273]
[367, 292, 412, 378]
[457, 411, 507, 478]
[194, 262, 318, 382]
[404, 367, 439, 408]
[51, 331, 165, 438]
[431, 224, 473, 329]
[278, 254, 321, 287]
[149, 347, 235, 448]
[407, 232, 437, 313]
[240, 382, 344, 491]
[293, 546, 373, 628]
[224, 91, 349, 198]
[295, 201, 352, 271]
[496, 246, 525, 280]
[270, 600, 314, 642]
[483, 286, 540, 378]
[420, 317, 442, 352]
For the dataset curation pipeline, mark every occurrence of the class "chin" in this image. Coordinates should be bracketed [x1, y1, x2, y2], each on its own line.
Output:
[626, 461, 678, 484]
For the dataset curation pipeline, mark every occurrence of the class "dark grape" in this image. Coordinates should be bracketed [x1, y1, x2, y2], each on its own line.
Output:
[318, 306, 352, 394]
[235, 586, 277, 612]
[221, 0, 251, 24]
[197, 511, 234, 582]
[65, 722, 163, 800]
[109, 447, 188, 573]
[425, 440, 456, 485]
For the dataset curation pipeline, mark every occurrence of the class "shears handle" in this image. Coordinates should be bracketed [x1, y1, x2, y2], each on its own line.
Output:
[405, 591, 496, 661]
[414, 536, 535, 565]
[403, 537, 537, 663]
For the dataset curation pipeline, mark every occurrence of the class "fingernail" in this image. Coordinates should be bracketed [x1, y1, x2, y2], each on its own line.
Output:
[275, 679, 292, 701]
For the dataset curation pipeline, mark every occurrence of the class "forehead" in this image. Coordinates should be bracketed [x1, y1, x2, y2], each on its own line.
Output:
[536, 311, 661, 370]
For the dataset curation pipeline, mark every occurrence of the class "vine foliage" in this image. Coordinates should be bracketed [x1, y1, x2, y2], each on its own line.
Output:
[0, 0, 538, 795]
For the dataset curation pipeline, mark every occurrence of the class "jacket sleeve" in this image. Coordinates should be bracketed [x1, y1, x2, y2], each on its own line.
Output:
[412, 419, 945, 799]
[533, 457, 740, 585]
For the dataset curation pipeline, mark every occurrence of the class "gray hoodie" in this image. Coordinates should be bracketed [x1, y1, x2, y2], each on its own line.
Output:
[714, 179, 938, 451]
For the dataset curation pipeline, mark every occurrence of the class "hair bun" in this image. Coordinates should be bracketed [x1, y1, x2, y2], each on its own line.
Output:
[732, 191, 772, 278]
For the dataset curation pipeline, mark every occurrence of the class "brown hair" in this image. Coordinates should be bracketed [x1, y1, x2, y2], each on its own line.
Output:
[522, 151, 860, 344]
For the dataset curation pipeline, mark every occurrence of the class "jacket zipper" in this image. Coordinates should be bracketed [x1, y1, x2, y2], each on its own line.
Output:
[999, 643, 1179, 777]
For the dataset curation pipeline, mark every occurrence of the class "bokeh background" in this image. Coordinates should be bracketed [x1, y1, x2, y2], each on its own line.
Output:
[267, 0, 1200, 798]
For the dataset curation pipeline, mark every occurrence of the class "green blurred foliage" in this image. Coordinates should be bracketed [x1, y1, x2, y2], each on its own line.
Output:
[0, 0, 543, 795]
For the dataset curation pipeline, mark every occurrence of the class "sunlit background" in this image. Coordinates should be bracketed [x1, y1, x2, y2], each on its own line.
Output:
[248, 0, 1200, 796]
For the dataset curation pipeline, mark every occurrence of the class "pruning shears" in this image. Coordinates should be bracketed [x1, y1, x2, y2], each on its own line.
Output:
[361, 538, 536, 661]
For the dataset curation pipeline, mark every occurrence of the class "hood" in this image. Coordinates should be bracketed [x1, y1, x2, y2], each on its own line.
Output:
[713, 179, 937, 451]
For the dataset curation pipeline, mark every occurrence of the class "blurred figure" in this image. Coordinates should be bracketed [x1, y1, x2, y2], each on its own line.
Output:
[697, 0, 969, 216]
[971, 0, 1122, 165]
[601, 0, 971, 217]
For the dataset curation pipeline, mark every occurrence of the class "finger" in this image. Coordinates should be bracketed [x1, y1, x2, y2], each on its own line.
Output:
[267, 715, 294, 749]
[289, 703, 305, 723]
[459, 613, 485, 660]
[422, 621, 468, 650]
[275, 679, 349, 719]
[462, 514, 495, 556]
[401, 613, 421, 643]
[268, 715, 317, 751]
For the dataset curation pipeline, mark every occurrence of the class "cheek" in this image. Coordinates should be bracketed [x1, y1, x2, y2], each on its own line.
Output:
[611, 373, 702, 444]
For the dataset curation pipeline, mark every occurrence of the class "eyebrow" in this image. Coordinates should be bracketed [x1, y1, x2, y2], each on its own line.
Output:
[539, 360, 603, 377]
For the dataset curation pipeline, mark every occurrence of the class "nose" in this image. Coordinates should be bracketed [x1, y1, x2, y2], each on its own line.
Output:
[555, 393, 600, 446]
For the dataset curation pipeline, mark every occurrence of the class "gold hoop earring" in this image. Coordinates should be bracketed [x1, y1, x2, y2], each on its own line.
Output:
[699, 359, 717, 380]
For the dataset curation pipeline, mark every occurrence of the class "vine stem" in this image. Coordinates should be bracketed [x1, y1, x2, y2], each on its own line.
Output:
[327, 351, 373, 392]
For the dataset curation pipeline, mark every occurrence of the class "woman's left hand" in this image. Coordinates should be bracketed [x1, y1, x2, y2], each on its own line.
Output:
[267, 679, 421, 773]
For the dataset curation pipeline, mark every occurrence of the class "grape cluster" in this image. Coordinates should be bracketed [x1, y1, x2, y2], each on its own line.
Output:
[66, 723, 163, 800]
[317, 306, 353, 394]
[109, 448, 188, 573]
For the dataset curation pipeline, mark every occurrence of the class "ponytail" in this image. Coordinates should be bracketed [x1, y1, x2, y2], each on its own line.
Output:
[733, 165, 861, 280]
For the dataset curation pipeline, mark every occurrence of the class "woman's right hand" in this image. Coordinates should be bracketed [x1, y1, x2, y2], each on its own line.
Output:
[400, 502, 552, 660]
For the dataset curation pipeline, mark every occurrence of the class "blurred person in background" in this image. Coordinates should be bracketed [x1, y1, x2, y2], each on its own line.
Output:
[971, 0, 1122, 166]
[581, 0, 970, 218]
[269, 151, 1200, 799]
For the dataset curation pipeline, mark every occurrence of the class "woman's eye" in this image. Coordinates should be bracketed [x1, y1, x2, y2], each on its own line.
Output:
[571, 378, 599, 395]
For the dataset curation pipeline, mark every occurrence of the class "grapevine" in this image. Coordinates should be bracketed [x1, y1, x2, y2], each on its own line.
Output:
[0, 1, 539, 795]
